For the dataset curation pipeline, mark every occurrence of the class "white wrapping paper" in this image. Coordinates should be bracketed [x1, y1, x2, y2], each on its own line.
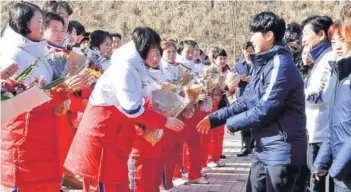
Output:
[1, 86, 52, 125]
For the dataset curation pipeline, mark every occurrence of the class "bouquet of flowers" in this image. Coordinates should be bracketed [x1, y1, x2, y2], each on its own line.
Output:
[183, 82, 203, 103]
[159, 71, 193, 94]
[224, 71, 241, 87]
[135, 123, 164, 146]
[199, 78, 213, 112]
[82, 44, 113, 79]
[87, 51, 105, 78]
[151, 89, 189, 118]
[201, 66, 221, 93]
[1, 56, 71, 124]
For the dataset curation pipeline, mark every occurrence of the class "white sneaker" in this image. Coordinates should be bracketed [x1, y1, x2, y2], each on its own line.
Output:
[202, 167, 211, 172]
[207, 161, 218, 168]
[186, 176, 209, 184]
[200, 170, 208, 179]
[215, 161, 225, 167]
[161, 187, 179, 192]
[181, 173, 188, 180]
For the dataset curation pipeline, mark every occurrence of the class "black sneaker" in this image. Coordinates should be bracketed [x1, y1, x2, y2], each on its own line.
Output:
[220, 154, 226, 159]
[237, 149, 249, 157]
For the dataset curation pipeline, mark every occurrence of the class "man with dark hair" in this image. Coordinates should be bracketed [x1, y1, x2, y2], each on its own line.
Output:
[301, 15, 336, 192]
[43, 12, 65, 46]
[197, 12, 307, 191]
[233, 41, 255, 157]
[43, 1, 73, 47]
[67, 20, 86, 48]
[42, 11, 84, 191]
[110, 32, 122, 50]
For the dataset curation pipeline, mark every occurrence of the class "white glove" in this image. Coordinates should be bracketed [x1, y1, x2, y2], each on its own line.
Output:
[165, 117, 184, 132]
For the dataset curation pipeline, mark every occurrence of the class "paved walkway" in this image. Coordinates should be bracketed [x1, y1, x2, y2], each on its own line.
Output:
[176, 133, 251, 192]
[64, 133, 251, 192]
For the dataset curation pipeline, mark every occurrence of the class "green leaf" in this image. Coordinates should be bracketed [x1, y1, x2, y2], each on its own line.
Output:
[1, 92, 15, 101]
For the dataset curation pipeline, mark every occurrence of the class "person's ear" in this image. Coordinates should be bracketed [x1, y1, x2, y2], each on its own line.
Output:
[264, 31, 275, 43]
[318, 30, 327, 41]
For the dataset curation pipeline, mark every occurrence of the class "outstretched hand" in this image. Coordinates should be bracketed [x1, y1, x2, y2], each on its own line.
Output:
[196, 116, 211, 134]
[1, 63, 18, 80]
[225, 125, 235, 135]
[65, 70, 95, 91]
[165, 117, 184, 132]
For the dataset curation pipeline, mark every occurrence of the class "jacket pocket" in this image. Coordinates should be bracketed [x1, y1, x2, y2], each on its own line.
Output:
[260, 133, 290, 152]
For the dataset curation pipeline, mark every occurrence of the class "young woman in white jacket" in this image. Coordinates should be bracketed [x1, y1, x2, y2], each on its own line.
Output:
[64, 27, 184, 192]
[174, 40, 210, 184]
[128, 45, 172, 192]
[0, 3, 83, 191]
[159, 40, 194, 191]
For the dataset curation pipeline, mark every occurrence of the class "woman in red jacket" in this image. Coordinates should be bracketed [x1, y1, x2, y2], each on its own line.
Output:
[64, 27, 184, 192]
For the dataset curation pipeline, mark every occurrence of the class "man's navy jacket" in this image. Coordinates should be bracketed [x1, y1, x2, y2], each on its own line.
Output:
[209, 43, 308, 166]
[234, 59, 251, 98]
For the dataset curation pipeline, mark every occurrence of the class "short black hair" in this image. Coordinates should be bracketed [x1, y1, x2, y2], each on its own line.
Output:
[90, 30, 112, 50]
[80, 36, 90, 43]
[212, 47, 227, 59]
[132, 27, 161, 60]
[110, 32, 122, 39]
[43, 12, 64, 29]
[188, 40, 199, 50]
[284, 22, 302, 43]
[83, 32, 91, 37]
[243, 41, 254, 50]
[177, 40, 194, 55]
[68, 20, 86, 36]
[249, 11, 286, 42]
[43, 1, 73, 16]
[9, 2, 42, 36]
[301, 15, 333, 37]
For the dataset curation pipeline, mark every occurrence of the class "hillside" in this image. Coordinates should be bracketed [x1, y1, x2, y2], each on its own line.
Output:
[0, 0, 341, 62]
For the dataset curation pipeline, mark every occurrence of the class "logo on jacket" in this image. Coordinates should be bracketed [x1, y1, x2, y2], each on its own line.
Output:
[319, 68, 331, 93]
[47, 58, 54, 66]
[307, 91, 323, 104]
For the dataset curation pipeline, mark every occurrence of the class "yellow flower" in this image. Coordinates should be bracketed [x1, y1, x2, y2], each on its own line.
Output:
[88, 68, 102, 78]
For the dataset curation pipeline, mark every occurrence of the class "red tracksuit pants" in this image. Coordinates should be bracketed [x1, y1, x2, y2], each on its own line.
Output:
[181, 109, 203, 180]
[208, 125, 225, 163]
[128, 157, 163, 192]
[82, 178, 130, 192]
[207, 98, 225, 163]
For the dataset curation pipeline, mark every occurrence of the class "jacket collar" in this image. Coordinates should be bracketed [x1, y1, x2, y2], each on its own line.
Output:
[111, 41, 146, 77]
[47, 42, 65, 49]
[251, 42, 291, 66]
[310, 41, 332, 64]
[0, 27, 48, 58]
[329, 56, 351, 80]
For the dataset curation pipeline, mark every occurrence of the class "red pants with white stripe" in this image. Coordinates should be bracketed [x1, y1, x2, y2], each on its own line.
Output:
[160, 143, 182, 190]
[208, 125, 225, 163]
[128, 157, 162, 192]
[82, 178, 130, 192]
